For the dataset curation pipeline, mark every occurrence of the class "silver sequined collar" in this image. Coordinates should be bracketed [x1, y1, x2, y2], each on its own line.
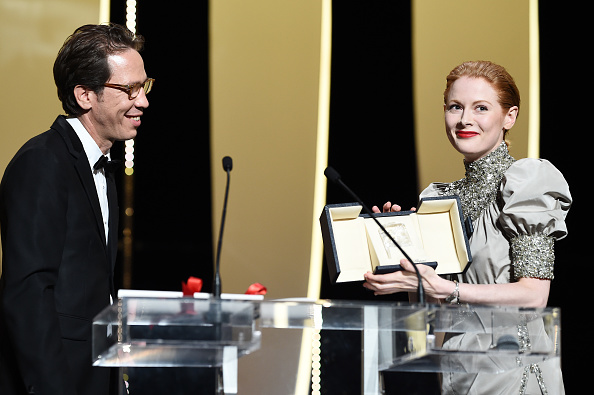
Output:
[442, 142, 516, 221]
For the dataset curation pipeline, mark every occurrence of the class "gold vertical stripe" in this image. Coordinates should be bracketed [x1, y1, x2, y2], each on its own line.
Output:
[412, 0, 532, 190]
[528, 0, 540, 158]
[298, 3, 332, 394]
[307, 0, 332, 301]
[99, 0, 110, 23]
[209, 2, 330, 390]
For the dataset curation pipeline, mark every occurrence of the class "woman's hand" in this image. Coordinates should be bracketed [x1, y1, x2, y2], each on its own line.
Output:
[363, 259, 448, 298]
[371, 201, 416, 213]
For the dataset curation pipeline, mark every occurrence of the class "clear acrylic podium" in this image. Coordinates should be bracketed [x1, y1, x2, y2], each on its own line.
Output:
[92, 294, 561, 394]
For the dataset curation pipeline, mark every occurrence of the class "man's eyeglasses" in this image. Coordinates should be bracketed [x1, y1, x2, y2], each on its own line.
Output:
[103, 78, 155, 100]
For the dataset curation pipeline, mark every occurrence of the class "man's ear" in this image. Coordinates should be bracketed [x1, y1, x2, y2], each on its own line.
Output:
[73, 85, 93, 111]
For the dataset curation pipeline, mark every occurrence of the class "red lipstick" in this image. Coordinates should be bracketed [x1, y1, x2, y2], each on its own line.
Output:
[456, 130, 479, 138]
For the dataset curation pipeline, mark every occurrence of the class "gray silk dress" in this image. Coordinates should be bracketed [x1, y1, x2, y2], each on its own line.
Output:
[419, 143, 571, 394]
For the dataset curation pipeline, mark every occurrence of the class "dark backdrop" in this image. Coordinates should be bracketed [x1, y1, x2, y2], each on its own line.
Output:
[111, 0, 214, 294]
[539, 3, 586, 393]
[319, 3, 439, 393]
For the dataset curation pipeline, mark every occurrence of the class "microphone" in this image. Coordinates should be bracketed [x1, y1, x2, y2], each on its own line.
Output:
[222, 156, 233, 172]
[213, 156, 233, 298]
[324, 166, 426, 305]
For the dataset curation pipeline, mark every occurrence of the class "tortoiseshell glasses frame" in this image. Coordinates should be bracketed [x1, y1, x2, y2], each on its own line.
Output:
[103, 78, 155, 100]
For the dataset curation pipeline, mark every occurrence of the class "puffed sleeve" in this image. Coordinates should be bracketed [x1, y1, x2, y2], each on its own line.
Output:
[419, 182, 448, 199]
[499, 159, 572, 280]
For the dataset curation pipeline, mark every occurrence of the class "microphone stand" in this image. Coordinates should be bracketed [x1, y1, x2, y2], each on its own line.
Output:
[324, 167, 426, 305]
[213, 158, 232, 299]
[213, 156, 232, 394]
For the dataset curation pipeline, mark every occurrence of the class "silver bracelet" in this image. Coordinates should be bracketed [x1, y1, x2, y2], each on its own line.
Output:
[445, 280, 460, 304]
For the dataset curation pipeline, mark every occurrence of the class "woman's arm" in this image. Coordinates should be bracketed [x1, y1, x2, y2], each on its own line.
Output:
[457, 277, 550, 308]
[363, 259, 551, 308]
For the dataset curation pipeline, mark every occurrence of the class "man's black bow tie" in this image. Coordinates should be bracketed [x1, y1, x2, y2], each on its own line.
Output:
[93, 155, 122, 173]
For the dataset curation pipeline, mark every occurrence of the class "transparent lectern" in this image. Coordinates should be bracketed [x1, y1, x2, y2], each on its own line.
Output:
[93, 295, 561, 394]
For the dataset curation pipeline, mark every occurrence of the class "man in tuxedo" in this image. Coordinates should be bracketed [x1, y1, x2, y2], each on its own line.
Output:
[0, 23, 153, 394]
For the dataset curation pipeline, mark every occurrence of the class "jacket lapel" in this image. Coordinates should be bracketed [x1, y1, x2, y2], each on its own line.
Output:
[52, 116, 107, 247]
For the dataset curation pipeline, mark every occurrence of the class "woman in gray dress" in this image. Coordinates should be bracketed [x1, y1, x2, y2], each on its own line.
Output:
[364, 61, 571, 394]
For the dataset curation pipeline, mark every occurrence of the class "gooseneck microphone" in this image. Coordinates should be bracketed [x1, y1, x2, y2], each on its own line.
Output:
[324, 166, 426, 305]
[213, 156, 233, 298]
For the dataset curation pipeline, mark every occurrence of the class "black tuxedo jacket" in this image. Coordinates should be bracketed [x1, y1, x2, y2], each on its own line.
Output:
[0, 116, 118, 395]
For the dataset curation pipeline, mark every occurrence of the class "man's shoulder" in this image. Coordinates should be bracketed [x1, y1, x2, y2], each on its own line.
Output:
[14, 116, 75, 156]
[2, 117, 75, 178]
